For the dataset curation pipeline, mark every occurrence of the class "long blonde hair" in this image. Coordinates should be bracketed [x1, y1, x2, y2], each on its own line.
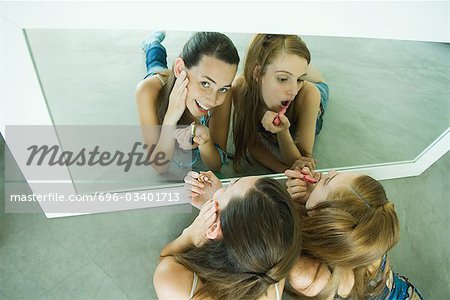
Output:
[175, 178, 301, 300]
[233, 34, 311, 172]
[300, 175, 400, 299]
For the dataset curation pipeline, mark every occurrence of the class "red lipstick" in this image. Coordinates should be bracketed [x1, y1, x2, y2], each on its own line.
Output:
[302, 175, 318, 184]
[273, 101, 291, 126]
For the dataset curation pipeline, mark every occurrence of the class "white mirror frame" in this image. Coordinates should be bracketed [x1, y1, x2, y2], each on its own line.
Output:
[1, 2, 449, 218]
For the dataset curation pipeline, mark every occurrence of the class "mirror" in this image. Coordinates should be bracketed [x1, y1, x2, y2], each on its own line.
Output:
[24, 29, 449, 193]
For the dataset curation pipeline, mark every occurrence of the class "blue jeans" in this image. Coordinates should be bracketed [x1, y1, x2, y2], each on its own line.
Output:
[144, 41, 168, 79]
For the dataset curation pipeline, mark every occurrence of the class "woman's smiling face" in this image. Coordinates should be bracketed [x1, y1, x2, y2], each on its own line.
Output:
[184, 55, 237, 118]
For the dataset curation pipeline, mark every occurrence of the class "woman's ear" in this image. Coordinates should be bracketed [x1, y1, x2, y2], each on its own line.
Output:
[173, 58, 186, 78]
[206, 219, 223, 240]
[253, 65, 261, 82]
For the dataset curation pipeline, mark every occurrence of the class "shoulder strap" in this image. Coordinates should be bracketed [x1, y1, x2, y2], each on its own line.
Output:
[189, 272, 198, 299]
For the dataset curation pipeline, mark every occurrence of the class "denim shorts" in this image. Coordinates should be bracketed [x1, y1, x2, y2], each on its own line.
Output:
[315, 81, 330, 135]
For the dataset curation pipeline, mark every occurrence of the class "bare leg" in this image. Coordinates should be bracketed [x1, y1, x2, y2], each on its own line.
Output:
[306, 64, 325, 83]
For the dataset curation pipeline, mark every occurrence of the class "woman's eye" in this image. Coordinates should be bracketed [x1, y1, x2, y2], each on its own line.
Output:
[201, 81, 210, 88]
[218, 87, 229, 93]
[297, 79, 305, 83]
[278, 77, 288, 82]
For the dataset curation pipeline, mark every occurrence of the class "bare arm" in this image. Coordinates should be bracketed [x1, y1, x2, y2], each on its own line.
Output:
[276, 128, 303, 166]
[304, 64, 325, 83]
[293, 82, 321, 157]
[249, 139, 289, 173]
[232, 75, 290, 173]
[135, 76, 184, 174]
[160, 228, 194, 258]
[260, 110, 302, 169]
[160, 199, 218, 258]
[153, 257, 192, 300]
[154, 200, 220, 299]
[197, 142, 221, 171]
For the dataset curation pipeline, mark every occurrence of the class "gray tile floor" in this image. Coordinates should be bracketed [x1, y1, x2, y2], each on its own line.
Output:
[1, 135, 449, 299]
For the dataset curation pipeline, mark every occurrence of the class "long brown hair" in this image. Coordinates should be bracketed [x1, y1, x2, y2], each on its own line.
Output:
[299, 175, 400, 299]
[156, 32, 240, 124]
[233, 34, 311, 172]
[175, 177, 301, 300]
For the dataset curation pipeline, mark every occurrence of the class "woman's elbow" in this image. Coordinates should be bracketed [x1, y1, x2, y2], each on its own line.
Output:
[150, 163, 170, 175]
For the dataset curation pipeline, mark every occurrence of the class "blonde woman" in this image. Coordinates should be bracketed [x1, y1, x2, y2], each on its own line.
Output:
[285, 168, 424, 299]
[233, 34, 329, 173]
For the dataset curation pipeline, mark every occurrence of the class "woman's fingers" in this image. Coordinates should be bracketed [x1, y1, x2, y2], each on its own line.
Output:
[187, 171, 199, 178]
[180, 86, 188, 103]
[184, 183, 204, 195]
[313, 172, 322, 181]
[261, 111, 277, 129]
[291, 192, 308, 202]
[286, 178, 305, 188]
[287, 184, 307, 194]
[304, 161, 313, 171]
[191, 197, 204, 210]
[192, 125, 210, 145]
[278, 114, 290, 127]
[285, 169, 304, 179]
[201, 170, 217, 181]
[291, 158, 316, 171]
[188, 186, 205, 195]
[173, 70, 187, 89]
[204, 211, 217, 226]
[184, 175, 204, 188]
[303, 158, 315, 170]
[201, 200, 218, 223]
[172, 72, 188, 101]
[200, 199, 214, 210]
[288, 189, 308, 198]
[288, 185, 307, 195]
[192, 135, 204, 145]
[185, 172, 204, 187]
[263, 110, 278, 119]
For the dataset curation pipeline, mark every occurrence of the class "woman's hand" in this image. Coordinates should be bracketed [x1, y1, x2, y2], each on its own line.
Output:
[261, 110, 290, 134]
[193, 124, 212, 147]
[184, 171, 222, 209]
[171, 123, 193, 150]
[184, 199, 219, 247]
[171, 123, 211, 150]
[285, 167, 320, 205]
[291, 156, 317, 171]
[165, 70, 189, 124]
